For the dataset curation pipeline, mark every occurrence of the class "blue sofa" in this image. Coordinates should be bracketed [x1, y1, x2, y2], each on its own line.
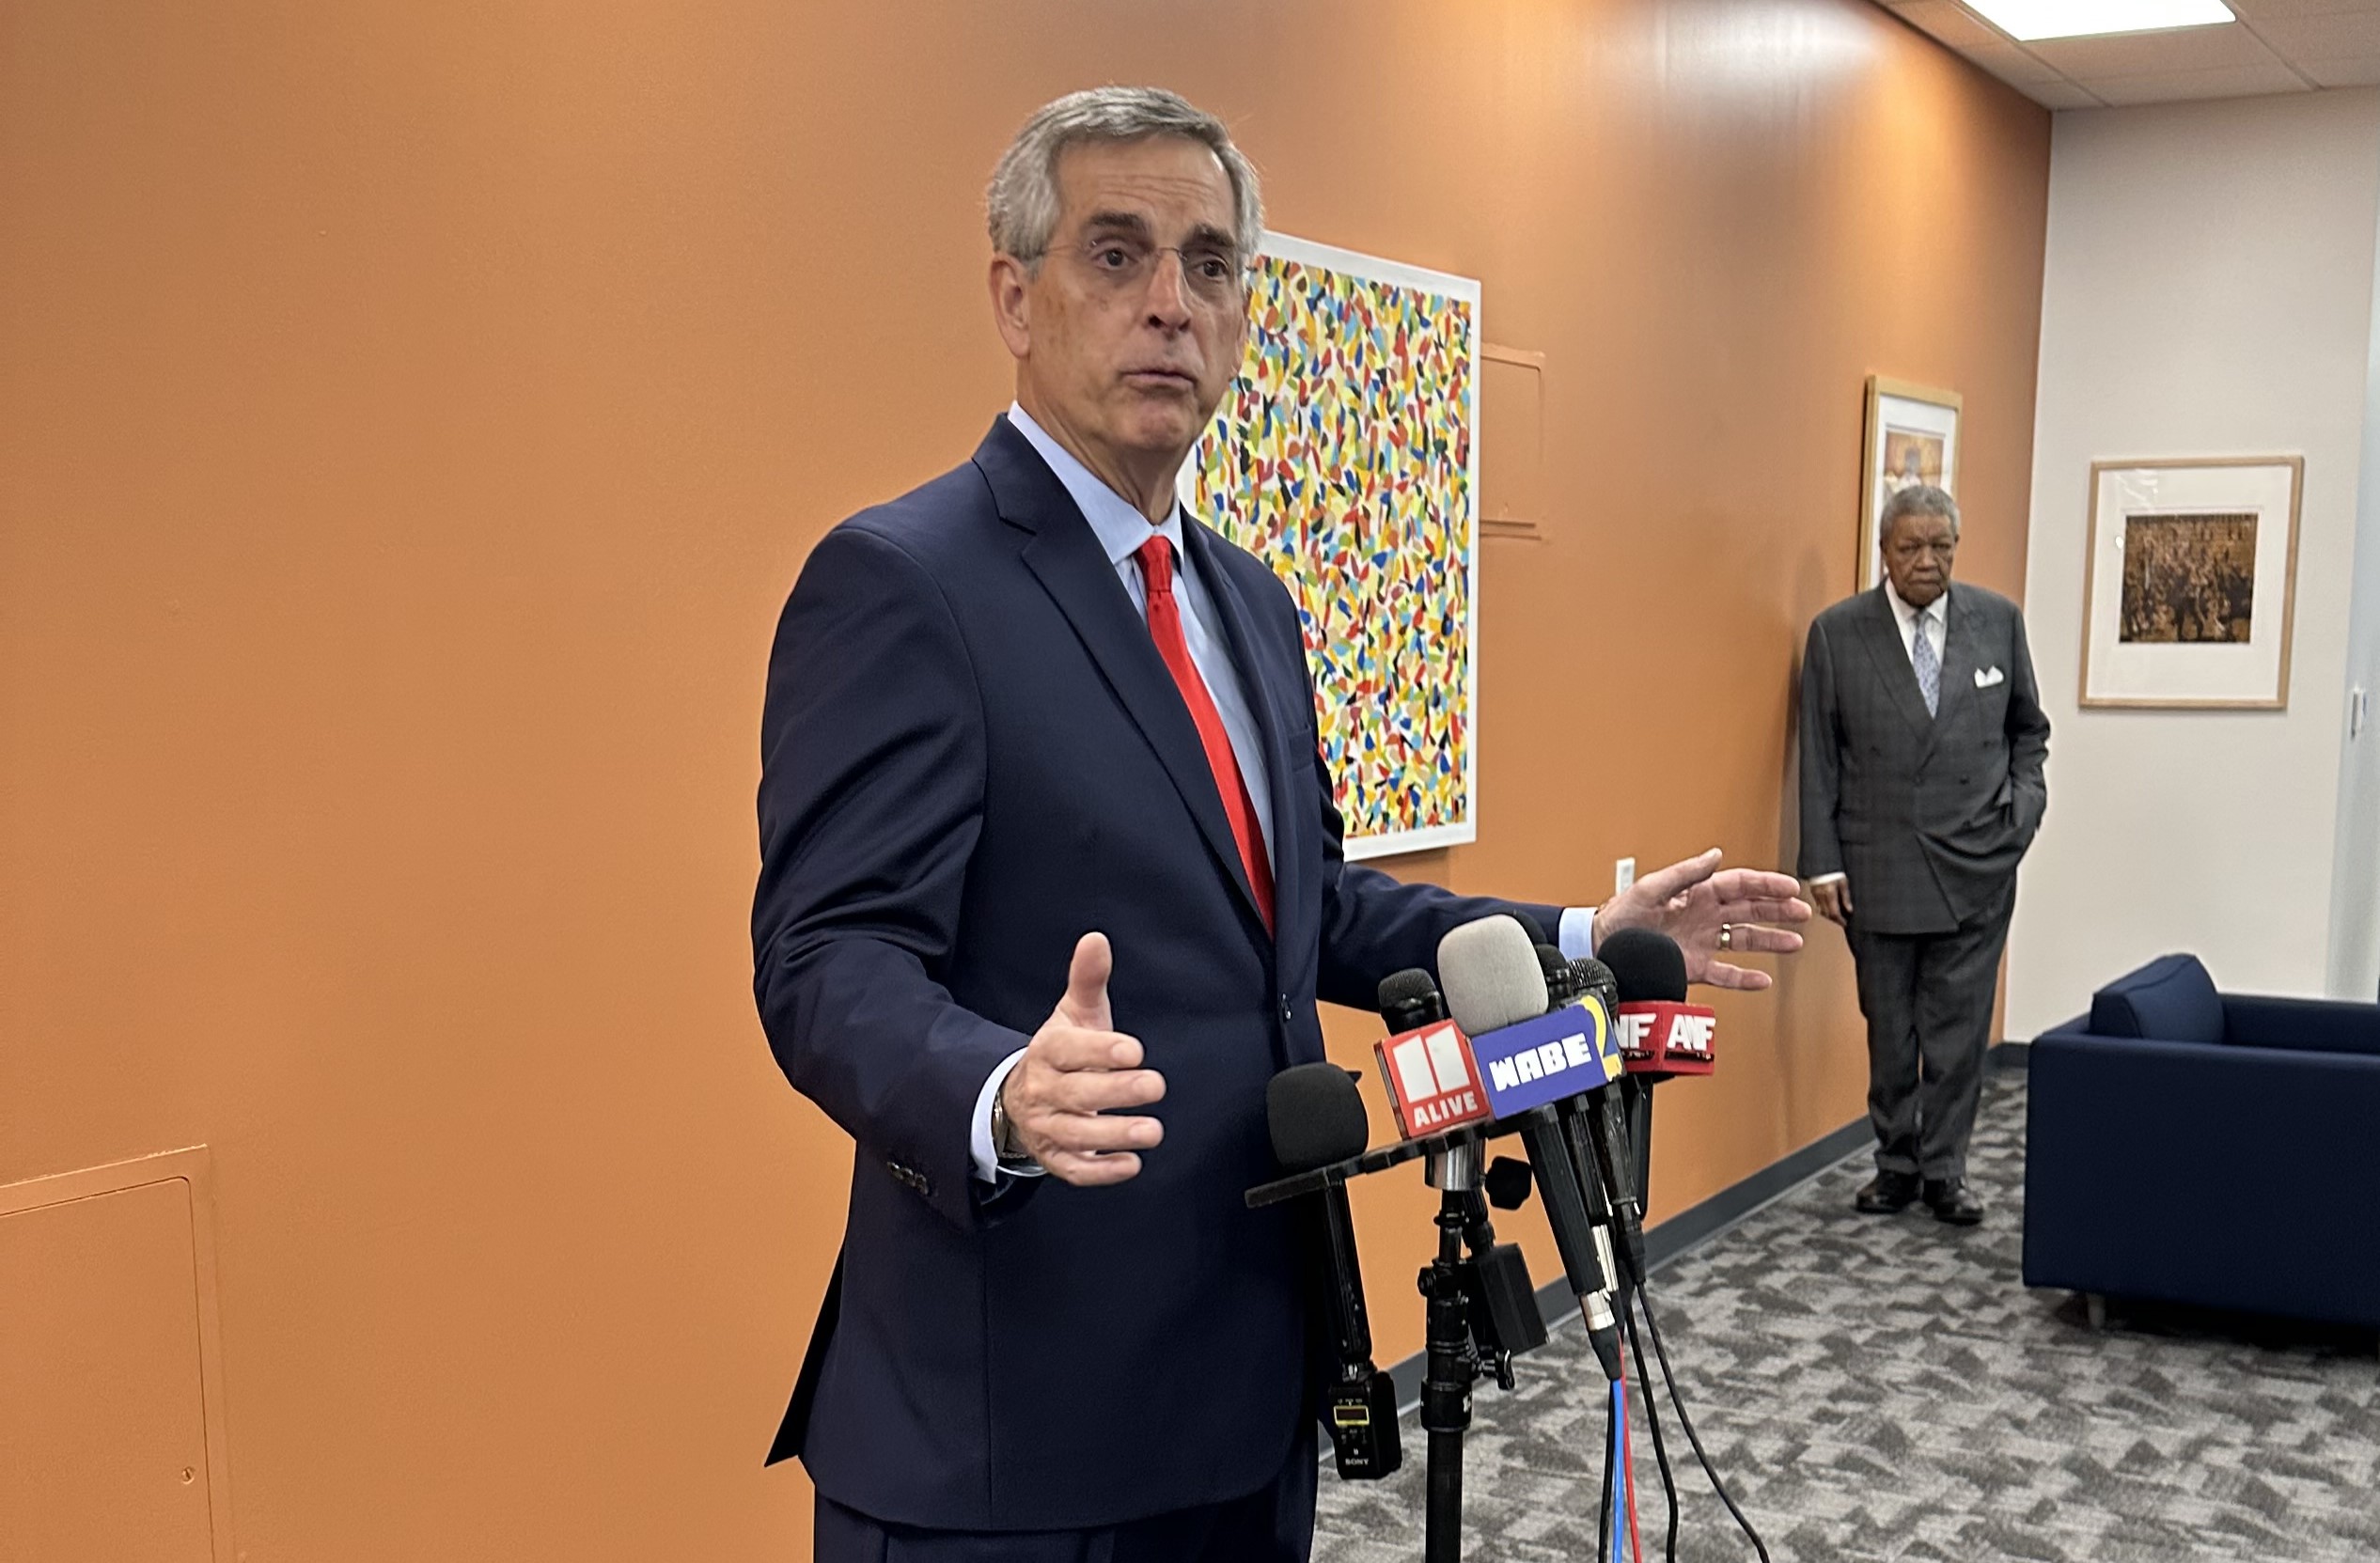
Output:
[2024, 954, 2380, 1331]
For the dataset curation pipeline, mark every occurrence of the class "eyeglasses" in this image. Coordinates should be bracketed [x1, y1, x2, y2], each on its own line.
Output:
[1068, 235, 1246, 304]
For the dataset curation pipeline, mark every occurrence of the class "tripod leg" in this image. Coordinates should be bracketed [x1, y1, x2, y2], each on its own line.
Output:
[1417, 1180, 1477, 1563]
[1426, 1427, 1464, 1562]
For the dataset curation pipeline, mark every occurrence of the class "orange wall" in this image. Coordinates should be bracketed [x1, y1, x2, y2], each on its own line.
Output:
[0, 2, 2045, 1557]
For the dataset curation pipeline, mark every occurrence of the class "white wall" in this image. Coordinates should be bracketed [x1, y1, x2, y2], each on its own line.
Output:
[2007, 90, 2380, 1036]
[2324, 194, 2380, 1003]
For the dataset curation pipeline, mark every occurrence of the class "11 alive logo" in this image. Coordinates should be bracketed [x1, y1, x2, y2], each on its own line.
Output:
[1375, 1023, 1490, 1138]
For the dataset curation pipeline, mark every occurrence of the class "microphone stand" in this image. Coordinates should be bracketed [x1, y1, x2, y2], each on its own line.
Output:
[1418, 1137, 1481, 1563]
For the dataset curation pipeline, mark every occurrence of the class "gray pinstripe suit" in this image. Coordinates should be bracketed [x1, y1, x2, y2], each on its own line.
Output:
[1798, 584, 2050, 1180]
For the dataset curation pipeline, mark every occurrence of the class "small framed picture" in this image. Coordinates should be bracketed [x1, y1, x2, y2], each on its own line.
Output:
[1859, 377, 1962, 590]
[2080, 457, 2303, 710]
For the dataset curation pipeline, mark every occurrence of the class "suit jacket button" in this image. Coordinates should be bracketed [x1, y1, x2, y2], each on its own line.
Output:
[1279, 995, 1293, 1024]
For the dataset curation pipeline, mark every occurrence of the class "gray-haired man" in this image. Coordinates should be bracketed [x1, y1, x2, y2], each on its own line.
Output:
[1798, 486, 2049, 1225]
[757, 85, 1810, 1561]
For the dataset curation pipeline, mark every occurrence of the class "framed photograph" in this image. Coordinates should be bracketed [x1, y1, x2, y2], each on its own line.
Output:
[2080, 457, 2303, 710]
[1859, 377, 1962, 590]
[1183, 233, 1480, 860]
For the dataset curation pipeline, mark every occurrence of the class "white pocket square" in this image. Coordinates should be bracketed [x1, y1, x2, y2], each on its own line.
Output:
[1975, 666, 2005, 688]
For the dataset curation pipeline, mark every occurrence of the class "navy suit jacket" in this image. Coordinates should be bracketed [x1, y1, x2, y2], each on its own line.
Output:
[753, 417, 1558, 1530]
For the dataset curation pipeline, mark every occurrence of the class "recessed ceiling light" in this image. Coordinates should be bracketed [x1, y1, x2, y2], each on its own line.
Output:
[1964, 0, 2235, 42]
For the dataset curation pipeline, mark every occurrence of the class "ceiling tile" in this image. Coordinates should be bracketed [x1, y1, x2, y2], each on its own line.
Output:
[2228, 0, 2380, 22]
[2023, 79, 2115, 108]
[1965, 39, 2074, 84]
[2250, 12, 2380, 55]
[2079, 60, 2316, 100]
[2300, 52, 2380, 82]
[2023, 22, 2287, 77]
[1889, 0, 2016, 50]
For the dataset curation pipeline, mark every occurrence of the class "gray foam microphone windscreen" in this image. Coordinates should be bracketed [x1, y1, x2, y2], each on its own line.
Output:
[1436, 914, 1553, 1036]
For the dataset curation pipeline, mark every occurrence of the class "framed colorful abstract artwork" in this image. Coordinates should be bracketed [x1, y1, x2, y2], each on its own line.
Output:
[1182, 234, 1481, 860]
[1859, 377, 1962, 591]
[2080, 456, 2303, 710]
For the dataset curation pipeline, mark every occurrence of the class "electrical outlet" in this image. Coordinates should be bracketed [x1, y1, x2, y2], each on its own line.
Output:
[1615, 856, 1636, 896]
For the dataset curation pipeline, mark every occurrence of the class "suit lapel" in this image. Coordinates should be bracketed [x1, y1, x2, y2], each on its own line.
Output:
[973, 419, 1272, 945]
[1183, 516, 1302, 961]
[1853, 586, 1934, 739]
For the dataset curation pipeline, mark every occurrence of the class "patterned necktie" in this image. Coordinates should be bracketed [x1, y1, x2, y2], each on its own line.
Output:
[1912, 607, 1940, 717]
[1135, 538, 1275, 932]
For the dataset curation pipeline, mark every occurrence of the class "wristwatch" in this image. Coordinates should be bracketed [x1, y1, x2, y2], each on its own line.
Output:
[990, 1079, 1037, 1170]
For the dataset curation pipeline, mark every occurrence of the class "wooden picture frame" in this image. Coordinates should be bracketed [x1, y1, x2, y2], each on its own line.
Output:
[2079, 456, 2303, 710]
[1859, 376, 1963, 591]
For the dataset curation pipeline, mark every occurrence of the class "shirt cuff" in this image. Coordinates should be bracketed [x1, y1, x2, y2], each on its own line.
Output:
[969, 1047, 1044, 1184]
[1806, 872, 1847, 886]
[1557, 906, 1597, 961]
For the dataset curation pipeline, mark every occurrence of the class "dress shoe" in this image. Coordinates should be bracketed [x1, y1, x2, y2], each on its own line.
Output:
[1923, 1178, 1986, 1226]
[1855, 1172, 1920, 1214]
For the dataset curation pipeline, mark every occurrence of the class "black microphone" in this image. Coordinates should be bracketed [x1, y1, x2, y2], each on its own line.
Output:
[1379, 967, 1448, 1034]
[1591, 929, 1694, 1283]
[1439, 916, 1624, 1379]
[1598, 925, 1690, 1005]
[1265, 1063, 1401, 1480]
[1559, 954, 1649, 1289]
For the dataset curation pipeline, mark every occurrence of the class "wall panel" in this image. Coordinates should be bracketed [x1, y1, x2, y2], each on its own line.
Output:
[0, 3, 2046, 1555]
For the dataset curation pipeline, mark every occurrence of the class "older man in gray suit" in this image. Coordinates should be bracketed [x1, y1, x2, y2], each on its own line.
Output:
[1798, 485, 2049, 1225]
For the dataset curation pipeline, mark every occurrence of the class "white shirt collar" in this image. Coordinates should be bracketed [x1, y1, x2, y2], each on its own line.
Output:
[1885, 577, 1949, 630]
[1007, 403, 1184, 569]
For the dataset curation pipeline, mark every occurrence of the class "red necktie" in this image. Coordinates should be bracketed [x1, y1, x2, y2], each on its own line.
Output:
[1135, 537, 1275, 933]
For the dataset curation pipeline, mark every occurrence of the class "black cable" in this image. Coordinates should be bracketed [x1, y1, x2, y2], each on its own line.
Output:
[1624, 1298, 1681, 1563]
[1599, 1376, 1615, 1563]
[1638, 1283, 1772, 1563]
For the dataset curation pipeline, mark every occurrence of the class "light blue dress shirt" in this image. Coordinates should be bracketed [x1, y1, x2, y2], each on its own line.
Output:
[971, 405, 1593, 1180]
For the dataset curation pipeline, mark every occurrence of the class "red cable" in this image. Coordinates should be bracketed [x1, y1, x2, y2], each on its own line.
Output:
[1623, 1381, 1645, 1563]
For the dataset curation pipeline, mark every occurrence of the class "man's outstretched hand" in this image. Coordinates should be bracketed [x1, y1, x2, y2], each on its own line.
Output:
[999, 932, 1167, 1185]
[1592, 849, 1812, 991]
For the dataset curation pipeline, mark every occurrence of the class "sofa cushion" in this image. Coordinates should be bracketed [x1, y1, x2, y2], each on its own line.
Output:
[2090, 954, 2225, 1045]
[2221, 995, 2380, 1057]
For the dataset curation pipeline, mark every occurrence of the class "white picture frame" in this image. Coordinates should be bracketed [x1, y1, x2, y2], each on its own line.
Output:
[2080, 457, 2303, 711]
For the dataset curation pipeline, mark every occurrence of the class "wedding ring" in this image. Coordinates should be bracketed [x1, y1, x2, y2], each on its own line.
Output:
[1718, 923, 1735, 950]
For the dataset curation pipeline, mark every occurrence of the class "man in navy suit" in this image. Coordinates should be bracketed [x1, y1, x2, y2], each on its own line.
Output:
[753, 86, 1811, 1562]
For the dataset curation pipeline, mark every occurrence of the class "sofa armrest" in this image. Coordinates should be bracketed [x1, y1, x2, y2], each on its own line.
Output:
[2220, 994, 2380, 1057]
[2024, 1032, 2380, 1329]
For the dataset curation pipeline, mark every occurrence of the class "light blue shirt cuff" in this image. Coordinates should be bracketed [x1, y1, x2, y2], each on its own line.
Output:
[970, 1047, 1044, 1184]
[1558, 906, 1597, 962]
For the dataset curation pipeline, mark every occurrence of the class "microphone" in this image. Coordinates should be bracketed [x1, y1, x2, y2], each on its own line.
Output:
[1437, 916, 1625, 1378]
[1602, 927, 1713, 1077]
[1372, 969, 1493, 1140]
[1369, 966, 1546, 1379]
[1557, 952, 1650, 1289]
[1441, 918, 1622, 1115]
[1265, 1063, 1401, 1480]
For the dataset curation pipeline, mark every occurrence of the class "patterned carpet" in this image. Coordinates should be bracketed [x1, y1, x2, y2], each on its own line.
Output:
[1312, 1072, 2380, 1562]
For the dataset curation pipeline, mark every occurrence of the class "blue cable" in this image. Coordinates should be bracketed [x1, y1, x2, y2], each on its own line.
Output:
[1609, 1380, 1630, 1563]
